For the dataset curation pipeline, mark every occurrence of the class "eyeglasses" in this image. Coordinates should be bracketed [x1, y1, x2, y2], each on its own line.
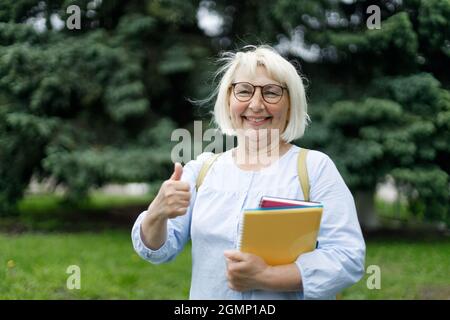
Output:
[231, 82, 288, 104]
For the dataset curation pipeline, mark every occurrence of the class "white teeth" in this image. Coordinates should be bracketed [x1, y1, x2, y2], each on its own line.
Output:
[245, 117, 269, 122]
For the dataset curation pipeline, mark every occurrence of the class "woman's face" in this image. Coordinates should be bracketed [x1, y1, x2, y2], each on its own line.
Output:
[229, 66, 290, 137]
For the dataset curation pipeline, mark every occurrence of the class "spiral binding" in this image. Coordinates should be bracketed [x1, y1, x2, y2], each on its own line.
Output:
[237, 212, 247, 250]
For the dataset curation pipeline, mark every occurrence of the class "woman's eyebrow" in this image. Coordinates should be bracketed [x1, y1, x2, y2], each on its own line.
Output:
[234, 81, 283, 86]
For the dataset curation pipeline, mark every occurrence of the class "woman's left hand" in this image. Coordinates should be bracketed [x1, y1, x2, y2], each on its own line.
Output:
[224, 250, 271, 292]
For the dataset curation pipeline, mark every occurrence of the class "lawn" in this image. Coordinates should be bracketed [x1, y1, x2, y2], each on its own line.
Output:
[1, 231, 449, 299]
[342, 238, 450, 299]
[0, 231, 191, 299]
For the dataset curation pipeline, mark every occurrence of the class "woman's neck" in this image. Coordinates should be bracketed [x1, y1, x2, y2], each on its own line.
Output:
[232, 136, 292, 169]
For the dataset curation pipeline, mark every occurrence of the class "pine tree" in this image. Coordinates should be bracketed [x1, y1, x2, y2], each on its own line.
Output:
[208, 0, 450, 227]
[0, 0, 212, 215]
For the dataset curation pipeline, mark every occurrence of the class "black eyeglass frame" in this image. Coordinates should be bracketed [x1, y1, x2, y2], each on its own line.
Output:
[231, 82, 289, 104]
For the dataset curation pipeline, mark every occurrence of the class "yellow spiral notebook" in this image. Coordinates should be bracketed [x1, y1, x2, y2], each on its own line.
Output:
[238, 206, 323, 266]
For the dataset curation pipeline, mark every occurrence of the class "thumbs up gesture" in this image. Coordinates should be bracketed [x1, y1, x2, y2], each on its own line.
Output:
[148, 162, 191, 219]
[170, 162, 183, 181]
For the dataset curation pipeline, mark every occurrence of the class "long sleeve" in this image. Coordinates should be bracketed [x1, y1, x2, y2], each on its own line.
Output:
[295, 152, 366, 299]
[131, 152, 213, 264]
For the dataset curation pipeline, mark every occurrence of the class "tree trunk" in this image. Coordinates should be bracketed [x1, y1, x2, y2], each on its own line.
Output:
[354, 189, 380, 231]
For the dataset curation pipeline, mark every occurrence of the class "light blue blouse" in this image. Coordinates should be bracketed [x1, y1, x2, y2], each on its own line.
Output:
[132, 145, 366, 300]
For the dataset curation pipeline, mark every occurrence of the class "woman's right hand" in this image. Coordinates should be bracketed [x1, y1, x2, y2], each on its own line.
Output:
[147, 162, 191, 220]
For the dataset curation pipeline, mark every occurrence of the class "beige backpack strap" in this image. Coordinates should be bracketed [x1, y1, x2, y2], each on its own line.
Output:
[195, 153, 222, 192]
[297, 148, 310, 201]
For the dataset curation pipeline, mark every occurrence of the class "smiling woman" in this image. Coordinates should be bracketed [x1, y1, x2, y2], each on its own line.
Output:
[213, 46, 309, 144]
[132, 45, 366, 300]
[228, 65, 293, 169]
[231, 78, 288, 132]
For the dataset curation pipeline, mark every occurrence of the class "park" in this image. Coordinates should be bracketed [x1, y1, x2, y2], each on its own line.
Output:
[1, 0, 449, 301]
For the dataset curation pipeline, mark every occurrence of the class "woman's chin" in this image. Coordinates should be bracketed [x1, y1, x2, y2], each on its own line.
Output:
[240, 126, 281, 141]
[242, 125, 281, 134]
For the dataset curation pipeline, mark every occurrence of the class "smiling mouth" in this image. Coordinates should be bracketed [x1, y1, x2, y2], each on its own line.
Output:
[242, 116, 272, 125]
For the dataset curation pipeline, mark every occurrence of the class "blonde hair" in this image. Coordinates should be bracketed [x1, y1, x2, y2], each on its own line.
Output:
[208, 45, 309, 142]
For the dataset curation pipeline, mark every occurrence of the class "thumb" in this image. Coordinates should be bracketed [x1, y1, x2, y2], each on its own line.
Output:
[224, 250, 243, 262]
[170, 162, 183, 181]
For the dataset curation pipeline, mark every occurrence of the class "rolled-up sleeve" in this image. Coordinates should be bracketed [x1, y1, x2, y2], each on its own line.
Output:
[295, 152, 366, 299]
[131, 153, 213, 264]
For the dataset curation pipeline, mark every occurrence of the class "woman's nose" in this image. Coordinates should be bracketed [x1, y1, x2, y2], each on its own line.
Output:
[248, 88, 265, 111]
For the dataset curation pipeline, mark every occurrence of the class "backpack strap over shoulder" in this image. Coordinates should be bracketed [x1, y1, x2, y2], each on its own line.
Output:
[195, 153, 222, 192]
[195, 149, 311, 200]
[297, 148, 310, 201]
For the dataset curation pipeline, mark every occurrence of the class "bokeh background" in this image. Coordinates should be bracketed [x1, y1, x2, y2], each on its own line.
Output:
[1, 0, 449, 299]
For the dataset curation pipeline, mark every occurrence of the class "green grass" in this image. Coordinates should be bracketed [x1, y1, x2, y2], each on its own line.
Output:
[342, 238, 450, 299]
[1, 231, 449, 299]
[0, 231, 191, 299]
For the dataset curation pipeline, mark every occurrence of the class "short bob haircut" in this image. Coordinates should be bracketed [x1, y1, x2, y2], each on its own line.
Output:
[211, 45, 309, 143]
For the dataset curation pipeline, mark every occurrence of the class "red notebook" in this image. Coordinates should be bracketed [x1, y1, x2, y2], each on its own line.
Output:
[259, 195, 322, 208]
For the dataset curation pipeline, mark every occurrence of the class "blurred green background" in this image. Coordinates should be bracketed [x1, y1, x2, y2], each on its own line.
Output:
[0, 0, 449, 299]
